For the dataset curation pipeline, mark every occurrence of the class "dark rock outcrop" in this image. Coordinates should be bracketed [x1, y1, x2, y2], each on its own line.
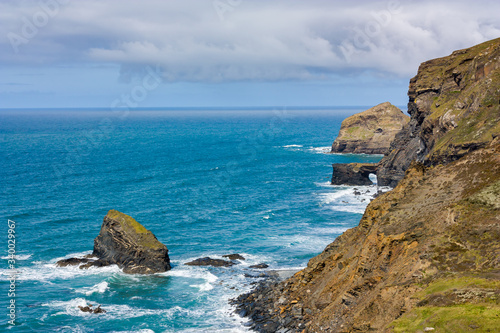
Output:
[92, 210, 171, 274]
[57, 210, 171, 274]
[185, 257, 236, 267]
[330, 102, 409, 155]
[78, 304, 106, 314]
[330, 163, 377, 186]
[249, 263, 269, 269]
[56, 257, 92, 267]
[223, 253, 246, 260]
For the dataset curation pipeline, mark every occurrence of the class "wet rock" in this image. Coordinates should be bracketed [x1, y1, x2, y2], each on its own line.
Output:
[78, 304, 106, 314]
[250, 263, 269, 269]
[56, 257, 91, 267]
[185, 257, 236, 267]
[223, 253, 246, 260]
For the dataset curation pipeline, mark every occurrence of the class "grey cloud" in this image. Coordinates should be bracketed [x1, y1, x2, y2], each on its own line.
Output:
[1, 0, 499, 82]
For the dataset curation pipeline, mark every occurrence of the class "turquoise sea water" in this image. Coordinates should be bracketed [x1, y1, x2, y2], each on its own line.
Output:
[0, 109, 385, 332]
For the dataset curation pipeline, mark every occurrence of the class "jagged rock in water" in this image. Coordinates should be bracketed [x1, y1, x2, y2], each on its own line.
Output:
[92, 210, 171, 274]
[185, 257, 236, 267]
[330, 163, 377, 186]
[222, 253, 246, 260]
[330, 102, 409, 155]
[56, 257, 92, 267]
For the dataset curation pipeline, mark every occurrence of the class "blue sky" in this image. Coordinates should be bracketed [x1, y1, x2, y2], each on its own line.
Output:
[1, 0, 499, 109]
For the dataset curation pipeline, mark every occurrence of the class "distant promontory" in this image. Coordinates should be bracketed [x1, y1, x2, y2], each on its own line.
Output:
[330, 102, 409, 155]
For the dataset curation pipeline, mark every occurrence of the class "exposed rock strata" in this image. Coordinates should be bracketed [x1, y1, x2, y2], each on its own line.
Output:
[92, 210, 171, 274]
[377, 38, 500, 186]
[330, 102, 409, 155]
[235, 38, 500, 332]
[331, 163, 377, 186]
[57, 210, 171, 274]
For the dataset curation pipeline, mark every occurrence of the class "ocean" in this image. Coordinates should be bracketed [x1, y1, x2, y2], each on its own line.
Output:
[0, 108, 386, 332]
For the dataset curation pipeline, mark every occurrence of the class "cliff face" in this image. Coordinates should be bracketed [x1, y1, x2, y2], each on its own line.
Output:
[377, 38, 500, 187]
[235, 39, 500, 332]
[331, 102, 409, 155]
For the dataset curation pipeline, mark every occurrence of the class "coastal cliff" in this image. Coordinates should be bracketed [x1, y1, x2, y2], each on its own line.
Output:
[377, 38, 500, 187]
[330, 102, 409, 155]
[235, 39, 500, 332]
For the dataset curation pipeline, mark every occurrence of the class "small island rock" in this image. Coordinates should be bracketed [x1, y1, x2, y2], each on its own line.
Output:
[93, 210, 171, 274]
[57, 210, 171, 274]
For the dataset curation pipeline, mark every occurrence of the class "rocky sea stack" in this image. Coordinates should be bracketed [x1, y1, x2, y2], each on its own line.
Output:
[57, 210, 171, 274]
[235, 38, 500, 332]
[330, 102, 409, 155]
[93, 210, 171, 274]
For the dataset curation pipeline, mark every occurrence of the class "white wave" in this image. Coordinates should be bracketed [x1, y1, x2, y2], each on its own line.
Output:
[283, 144, 303, 148]
[1, 254, 32, 260]
[318, 185, 391, 214]
[44, 298, 94, 317]
[52, 251, 95, 262]
[311, 226, 349, 234]
[308, 146, 331, 153]
[0, 261, 121, 282]
[190, 281, 214, 291]
[44, 298, 184, 320]
[76, 281, 109, 296]
[315, 181, 333, 187]
[162, 266, 219, 292]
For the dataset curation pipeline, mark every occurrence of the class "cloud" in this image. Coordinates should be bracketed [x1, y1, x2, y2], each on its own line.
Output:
[1, 0, 499, 82]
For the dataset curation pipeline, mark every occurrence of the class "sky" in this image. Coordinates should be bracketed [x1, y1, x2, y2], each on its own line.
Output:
[0, 0, 499, 109]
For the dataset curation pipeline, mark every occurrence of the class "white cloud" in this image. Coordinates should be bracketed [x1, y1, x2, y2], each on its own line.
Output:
[1, 0, 499, 82]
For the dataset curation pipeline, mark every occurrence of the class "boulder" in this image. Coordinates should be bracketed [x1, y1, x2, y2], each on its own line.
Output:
[330, 102, 409, 155]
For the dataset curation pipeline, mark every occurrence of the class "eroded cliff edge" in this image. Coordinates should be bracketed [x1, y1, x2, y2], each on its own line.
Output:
[377, 38, 500, 187]
[234, 38, 500, 332]
[330, 102, 409, 155]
